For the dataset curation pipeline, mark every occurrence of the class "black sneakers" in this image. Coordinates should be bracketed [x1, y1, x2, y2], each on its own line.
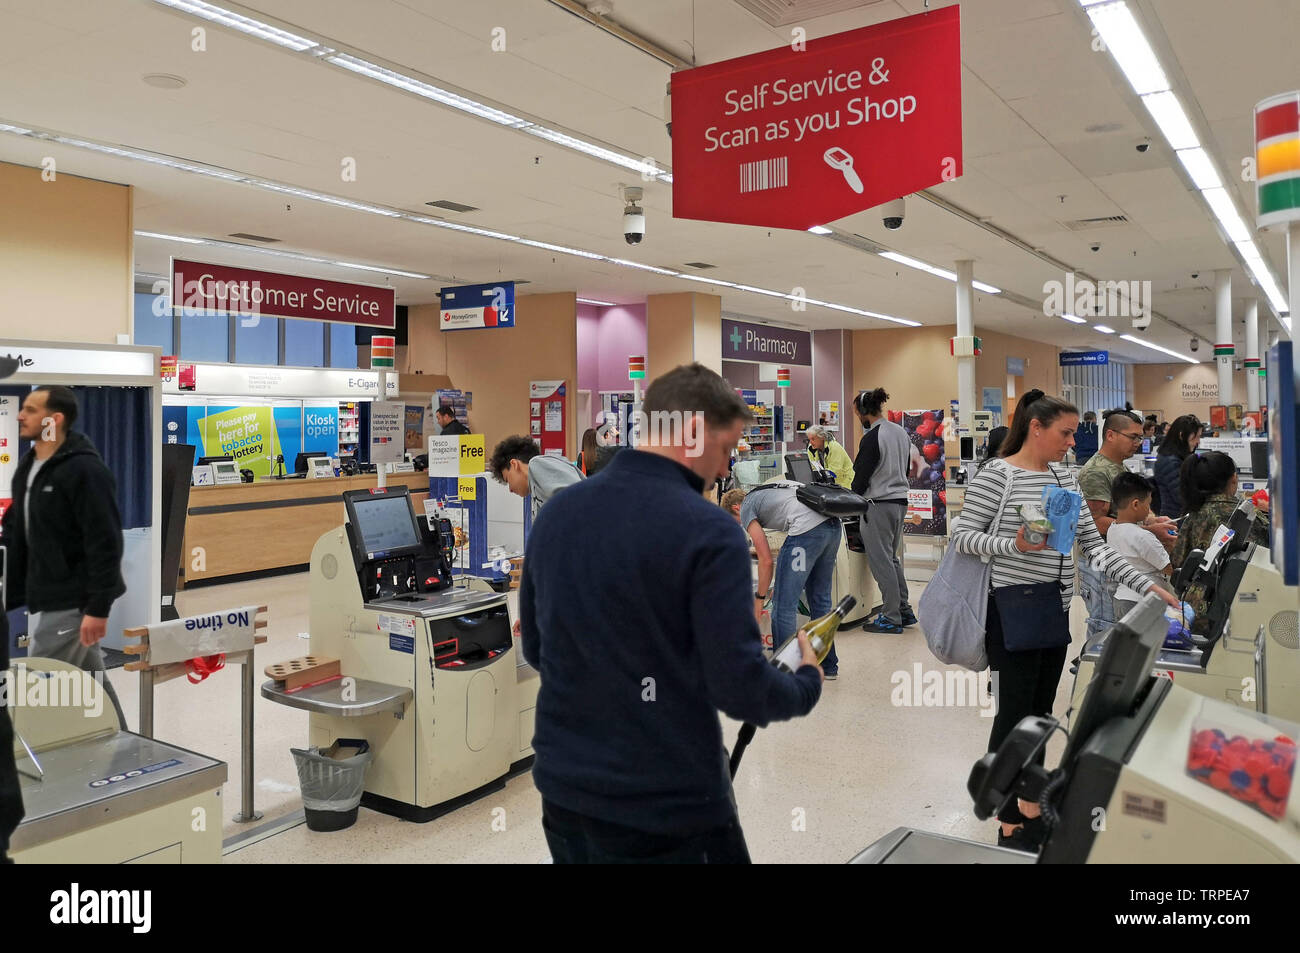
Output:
[862, 613, 903, 634]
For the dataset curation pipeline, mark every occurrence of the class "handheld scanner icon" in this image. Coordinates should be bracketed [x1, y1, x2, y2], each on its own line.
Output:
[824, 147, 863, 194]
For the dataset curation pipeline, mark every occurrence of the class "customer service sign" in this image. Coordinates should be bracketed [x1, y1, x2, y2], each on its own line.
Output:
[171, 259, 396, 328]
[670, 7, 961, 230]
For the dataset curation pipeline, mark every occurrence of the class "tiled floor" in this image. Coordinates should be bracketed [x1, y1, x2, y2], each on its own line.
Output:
[98, 571, 1093, 864]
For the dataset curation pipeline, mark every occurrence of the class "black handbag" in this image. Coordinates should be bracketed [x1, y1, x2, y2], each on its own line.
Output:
[795, 481, 871, 518]
[990, 465, 1071, 652]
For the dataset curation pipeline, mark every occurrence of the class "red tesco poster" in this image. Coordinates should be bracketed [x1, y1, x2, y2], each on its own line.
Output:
[670, 7, 962, 230]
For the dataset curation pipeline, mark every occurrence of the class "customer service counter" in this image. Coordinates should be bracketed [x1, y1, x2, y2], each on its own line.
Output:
[181, 472, 430, 584]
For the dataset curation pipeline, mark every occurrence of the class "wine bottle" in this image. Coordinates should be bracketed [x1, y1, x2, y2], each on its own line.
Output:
[771, 596, 856, 672]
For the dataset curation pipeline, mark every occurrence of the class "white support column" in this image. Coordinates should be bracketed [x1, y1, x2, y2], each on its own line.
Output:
[376, 371, 388, 488]
[1214, 270, 1234, 406]
[1289, 221, 1299, 339]
[1245, 299, 1261, 412]
[955, 260, 977, 430]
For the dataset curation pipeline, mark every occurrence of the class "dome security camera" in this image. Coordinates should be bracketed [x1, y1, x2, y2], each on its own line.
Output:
[1136, 138, 1151, 153]
[1190, 337, 1200, 352]
[1090, 243, 1101, 252]
[882, 197, 905, 230]
[623, 186, 645, 245]
[1191, 272, 1199, 279]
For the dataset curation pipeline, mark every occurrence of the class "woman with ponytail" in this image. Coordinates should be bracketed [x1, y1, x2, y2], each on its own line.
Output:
[951, 388, 1180, 852]
[1172, 451, 1271, 630]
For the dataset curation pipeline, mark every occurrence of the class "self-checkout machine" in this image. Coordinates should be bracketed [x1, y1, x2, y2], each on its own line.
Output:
[264, 429, 537, 821]
[853, 595, 1300, 864]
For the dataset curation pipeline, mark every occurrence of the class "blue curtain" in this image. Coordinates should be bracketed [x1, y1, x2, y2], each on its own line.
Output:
[71, 386, 153, 529]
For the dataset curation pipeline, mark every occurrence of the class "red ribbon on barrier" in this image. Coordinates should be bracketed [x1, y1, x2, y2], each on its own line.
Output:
[186, 653, 227, 684]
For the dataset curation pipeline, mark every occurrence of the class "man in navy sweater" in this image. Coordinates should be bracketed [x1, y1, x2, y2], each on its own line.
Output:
[519, 363, 823, 863]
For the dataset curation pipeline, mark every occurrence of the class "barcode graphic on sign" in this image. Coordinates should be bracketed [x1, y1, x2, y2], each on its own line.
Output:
[739, 157, 788, 193]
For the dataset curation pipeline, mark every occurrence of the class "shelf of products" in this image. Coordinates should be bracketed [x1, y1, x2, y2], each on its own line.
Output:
[741, 406, 774, 456]
[339, 400, 360, 458]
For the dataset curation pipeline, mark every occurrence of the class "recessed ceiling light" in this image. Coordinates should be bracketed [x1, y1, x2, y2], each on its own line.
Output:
[807, 225, 833, 235]
[1093, 324, 1116, 334]
[1062, 313, 1088, 324]
[142, 73, 188, 89]
[425, 199, 479, 213]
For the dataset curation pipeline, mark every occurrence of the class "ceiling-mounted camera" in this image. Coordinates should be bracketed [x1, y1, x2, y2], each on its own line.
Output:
[1190, 337, 1200, 352]
[882, 197, 905, 230]
[1136, 138, 1151, 153]
[623, 186, 645, 245]
[1090, 243, 1101, 252]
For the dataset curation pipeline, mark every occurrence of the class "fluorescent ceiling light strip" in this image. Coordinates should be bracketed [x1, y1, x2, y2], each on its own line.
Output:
[1062, 313, 1088, 323]
[577, 298, 617, 306]
[1141, 91, 1199, 151]
[147, 3, 674, 183]
[331, 261, 431, 279]
[1086, 2, 1169, 95]
[1233, 239, 1264, 265]
[880, 251, 1002, 293]
[9, 122, 909, 327]
[1201, 187, 1252, 243]
[135, 230, 432, 278]
[151, 0, 317, 50]
[136, 230, 204, 244]
[1244, 258, 1290, 315]
[1093, 324, 1116, 333]
[807, 226, 834, 235]
[1176, 147, 1222, 190]
[1120, 333, 1198, 363]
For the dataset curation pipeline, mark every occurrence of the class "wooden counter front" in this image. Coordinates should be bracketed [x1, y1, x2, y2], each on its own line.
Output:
[181, 473, 430, 584]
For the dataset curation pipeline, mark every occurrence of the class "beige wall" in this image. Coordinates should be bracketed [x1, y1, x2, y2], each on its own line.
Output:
[406, 293, 579, 457]
[0, 160, 132, 343]
[1133, 362, 1256, 421]
[847, 324, 1062, 444]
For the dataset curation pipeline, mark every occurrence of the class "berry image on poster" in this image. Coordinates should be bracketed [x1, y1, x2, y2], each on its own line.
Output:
[900, 409, 947, 536]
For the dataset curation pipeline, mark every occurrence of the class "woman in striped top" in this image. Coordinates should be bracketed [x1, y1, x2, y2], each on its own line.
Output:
[951, 389, 1179, 852]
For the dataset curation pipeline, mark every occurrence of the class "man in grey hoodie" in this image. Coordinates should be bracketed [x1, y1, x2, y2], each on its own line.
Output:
[489, 435, 583, 520]
[850, 388, 915, 634]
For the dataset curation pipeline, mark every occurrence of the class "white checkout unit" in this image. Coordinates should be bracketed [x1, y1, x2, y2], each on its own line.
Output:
[263, 485, 537, 822]
[8, 658, 226, 863]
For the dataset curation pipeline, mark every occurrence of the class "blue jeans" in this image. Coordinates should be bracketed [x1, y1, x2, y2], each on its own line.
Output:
[772, 519, 841, 672]
[1077, 559, 1116, 646]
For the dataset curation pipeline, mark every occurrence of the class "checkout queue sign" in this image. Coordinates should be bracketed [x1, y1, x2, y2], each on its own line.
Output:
[170, 259, 396, 328]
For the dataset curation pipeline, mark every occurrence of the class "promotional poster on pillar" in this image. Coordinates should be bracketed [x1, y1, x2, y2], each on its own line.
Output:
[891, 409, 947, 536]
[670, 7, 961, 230]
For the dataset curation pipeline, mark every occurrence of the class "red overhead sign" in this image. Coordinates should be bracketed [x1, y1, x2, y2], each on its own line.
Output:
[670, 7, 962, 230]
[170, 259, 396, 328]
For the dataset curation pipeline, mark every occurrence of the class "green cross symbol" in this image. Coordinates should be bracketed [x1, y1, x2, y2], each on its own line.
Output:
[729, 328, 743, 350]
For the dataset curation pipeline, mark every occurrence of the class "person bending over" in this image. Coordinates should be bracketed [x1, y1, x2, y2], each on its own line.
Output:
[722, 484, 842, 678]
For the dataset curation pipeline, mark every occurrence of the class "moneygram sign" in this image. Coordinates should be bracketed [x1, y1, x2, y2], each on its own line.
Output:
[670, 7, 962, 230]
[723, 318, 811, 365]
[171, 259, 395, 328]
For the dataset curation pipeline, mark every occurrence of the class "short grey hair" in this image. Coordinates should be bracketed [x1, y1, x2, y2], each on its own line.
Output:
[805, 424, 833, 443]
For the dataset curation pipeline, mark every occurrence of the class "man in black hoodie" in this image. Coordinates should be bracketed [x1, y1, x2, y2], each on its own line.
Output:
[1, 386, 127, 727]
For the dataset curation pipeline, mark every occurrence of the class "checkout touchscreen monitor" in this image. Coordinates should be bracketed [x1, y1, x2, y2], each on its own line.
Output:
[343, 486, 425, 561]
[785, 453, 816, 484]
[1064, 595, 1166, 764]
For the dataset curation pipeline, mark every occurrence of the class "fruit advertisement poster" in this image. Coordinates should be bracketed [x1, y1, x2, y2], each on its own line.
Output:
[890, 408, 947, 536]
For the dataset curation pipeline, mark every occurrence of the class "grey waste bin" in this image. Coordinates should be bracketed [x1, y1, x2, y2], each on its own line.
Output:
[291, 738, 371, 832]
